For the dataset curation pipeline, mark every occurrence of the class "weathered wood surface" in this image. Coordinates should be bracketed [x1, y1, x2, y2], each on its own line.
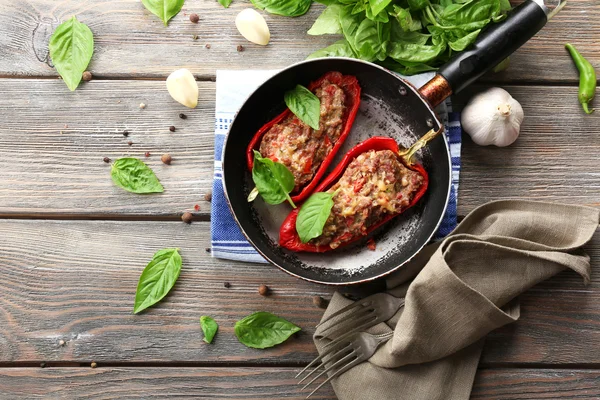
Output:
[0, 0, 597, 83]
[1, 367, 599, 399]
[0, 219, 598, 365]
[0, 79, 215, 218]
[1, 80, 599, 218]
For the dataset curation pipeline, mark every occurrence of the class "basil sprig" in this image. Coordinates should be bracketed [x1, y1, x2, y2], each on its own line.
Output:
[296, 191, 336, 243]
[142, 0, 185, 26]
[133, 248, 182, 314]
[249, 150, 296, 208]
[111, 158, 164, 194]
[200, 316, 219, 344]
[284, 85, 321, 131]
[235, 312, 301, 349]
[48, 16, 94, 91]
[250, 0, 312, 17]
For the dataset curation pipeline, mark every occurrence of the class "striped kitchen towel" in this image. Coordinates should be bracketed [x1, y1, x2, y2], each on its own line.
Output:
[211, 70, 462, 262]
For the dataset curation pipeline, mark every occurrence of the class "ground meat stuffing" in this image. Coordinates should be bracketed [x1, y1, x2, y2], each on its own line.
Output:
[311, 149, 424, 249]
[259, 80, 346, 192]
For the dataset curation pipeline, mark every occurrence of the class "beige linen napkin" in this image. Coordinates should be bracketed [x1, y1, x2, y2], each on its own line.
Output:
[314, 200, 599, 400]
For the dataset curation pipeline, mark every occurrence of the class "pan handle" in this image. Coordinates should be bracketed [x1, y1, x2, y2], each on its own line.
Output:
[418, 0, 550, 107]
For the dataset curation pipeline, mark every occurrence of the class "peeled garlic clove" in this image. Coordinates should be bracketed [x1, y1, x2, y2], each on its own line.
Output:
[166, 68, 198, 109]
[236, 8, 270, 46]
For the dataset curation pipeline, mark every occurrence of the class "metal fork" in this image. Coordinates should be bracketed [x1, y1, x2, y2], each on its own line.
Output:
[297, 331, 394, 398]
[316, 292, 404, 344]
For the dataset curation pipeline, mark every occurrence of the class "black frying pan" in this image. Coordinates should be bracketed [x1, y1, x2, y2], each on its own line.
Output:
[222, 1, 551, 285]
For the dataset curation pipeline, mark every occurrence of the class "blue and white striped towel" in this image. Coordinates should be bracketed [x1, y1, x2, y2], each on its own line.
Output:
[211, 70, 462, 263]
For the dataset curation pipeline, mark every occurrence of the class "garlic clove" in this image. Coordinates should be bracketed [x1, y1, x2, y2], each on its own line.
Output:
[236, 8, 270, 46]
[166, 68, 198, 109]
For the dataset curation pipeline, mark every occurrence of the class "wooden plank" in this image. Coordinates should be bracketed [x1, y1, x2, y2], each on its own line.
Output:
[0, 0, 597, 82]
[456, 85, 600, 216]
[0, 79, 215, 218]
[0, 219, 599, 364]
[1, 81, 600, 218]
[0, 367, 599, 399]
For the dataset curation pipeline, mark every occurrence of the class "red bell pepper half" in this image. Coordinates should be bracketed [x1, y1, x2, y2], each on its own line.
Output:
[278, 137, 429, 253]
[246, 71, 361, 203]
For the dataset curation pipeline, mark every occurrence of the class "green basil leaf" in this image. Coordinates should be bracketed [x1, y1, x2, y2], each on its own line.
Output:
[388, 41, 445, 64]
[351, 1, 366, 15]
[284, 85, 321, 130]
[133, 248, 182, 314]
[407, 0, 429, 11]
[296, 192, 335, 243]
[367, 0, 392, 18]
[142, 0, 185, 26]
[250, 0, 312, 17]
[448, 28, 480, 52]
[111, 158, 164, 194]
[252, 151, 296, 208]
[339, 5, 362, 53]
[308, 4, 343, 35]
[200, 316, 219, 344]
[48, 16, 94, 91]
[218, 0, 233, 8]
[307, 39, 357, 59]
[235, 312, 301, 349]
[392, 5, 422, 32]
[354, 19, 390, 62]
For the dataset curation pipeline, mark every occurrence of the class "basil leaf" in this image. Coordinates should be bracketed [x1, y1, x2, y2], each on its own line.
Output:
[308, 4, 343, 35]
[111, 158, 164, 194]
[392, 5, 422, 32]
[218, 0, 233, 8]
[284, 85, 321, 131]
[200, 316, 219, 344]
[367, 0, 392, 18]
[388, 41, 446, 64]
[235, 312, 301, 349]
[133, 248, 182, 314]
[307, 39, 357, 59]
[48, 16, 94, 91]
[142, 0, 185, 26]
[448, 29, 480, 52]
[250, 0, 312, 17]
[251, 151, 296, 208]
[354, 19, 390, 62]
[296, 192, 335, 243]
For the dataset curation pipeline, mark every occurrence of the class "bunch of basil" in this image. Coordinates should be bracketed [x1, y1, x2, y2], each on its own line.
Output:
[307, 0, 511, 75]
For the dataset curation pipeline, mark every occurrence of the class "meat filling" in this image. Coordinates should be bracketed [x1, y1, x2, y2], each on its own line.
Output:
[311, 149, 424, 249]
[259, 80, 346, 192]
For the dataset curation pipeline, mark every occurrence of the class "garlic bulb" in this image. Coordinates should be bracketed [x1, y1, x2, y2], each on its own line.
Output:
[236, 8, 270, 46]
[461, 87, 524, 147]
[166, 68, 198, 108]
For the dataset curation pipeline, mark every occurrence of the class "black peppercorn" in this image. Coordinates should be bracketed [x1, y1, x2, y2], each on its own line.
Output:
[312, 296, 328, 309]
[190, 13, 199, 23]
[103, 157, 110, 163]
[127, 141, 133, 146]
[204, 191, 212, 202]
[205, 43, 211, 49]
[179, 113, 187, 119]
[122, 130, 129, 137]
[224, 282, 231, 288]
[82, 71, 92, 81]
[237, 45, 244, 52]
[169, 126, 176, 132]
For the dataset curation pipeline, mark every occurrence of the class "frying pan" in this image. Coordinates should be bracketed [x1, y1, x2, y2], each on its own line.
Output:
[222, 0, 553, 285]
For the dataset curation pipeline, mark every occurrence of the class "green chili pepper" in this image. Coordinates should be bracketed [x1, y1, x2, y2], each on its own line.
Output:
[565, 43, 597, 114]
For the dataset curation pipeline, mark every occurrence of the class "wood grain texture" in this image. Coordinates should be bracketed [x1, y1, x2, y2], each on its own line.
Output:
[0, 367, 599, 399]
[456, 85, 600, 216]
[1, 81, 600, 218]
[0, 79, 215, 217]
[0, 219, 598, 365]
[0, 0, 597, 82]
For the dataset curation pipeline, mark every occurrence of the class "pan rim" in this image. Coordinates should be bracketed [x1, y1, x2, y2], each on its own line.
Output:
[222, 57, 452, 285]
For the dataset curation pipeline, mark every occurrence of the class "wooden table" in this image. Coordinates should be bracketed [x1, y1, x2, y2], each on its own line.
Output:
[1, 1, 599, 398]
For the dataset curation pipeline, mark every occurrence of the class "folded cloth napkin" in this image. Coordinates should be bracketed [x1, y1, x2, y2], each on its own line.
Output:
[211, 70, 461, 261]
[314, 200, 600, 400]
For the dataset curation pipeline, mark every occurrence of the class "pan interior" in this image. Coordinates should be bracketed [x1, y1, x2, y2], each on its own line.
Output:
[223, 58, 450, 284]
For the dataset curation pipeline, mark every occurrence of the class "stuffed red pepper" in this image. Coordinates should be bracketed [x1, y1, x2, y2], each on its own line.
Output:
[279, 137, 429, 253]
[246, 71, 361, 203]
